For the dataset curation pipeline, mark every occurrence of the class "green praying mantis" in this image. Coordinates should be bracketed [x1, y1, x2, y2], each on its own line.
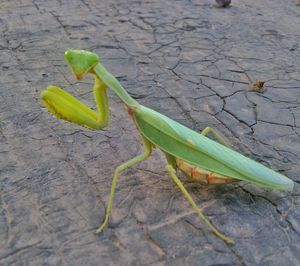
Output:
[40, 49, 294, 245]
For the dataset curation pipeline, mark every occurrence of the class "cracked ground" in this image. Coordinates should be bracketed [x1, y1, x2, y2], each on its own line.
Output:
[1, 0, 300, 265]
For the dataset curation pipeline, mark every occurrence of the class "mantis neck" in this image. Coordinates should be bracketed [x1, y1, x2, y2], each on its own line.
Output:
[93, 63, 139, 107]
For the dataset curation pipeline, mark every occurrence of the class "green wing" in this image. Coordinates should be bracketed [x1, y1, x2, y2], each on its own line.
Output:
[134, 106, 294, 191]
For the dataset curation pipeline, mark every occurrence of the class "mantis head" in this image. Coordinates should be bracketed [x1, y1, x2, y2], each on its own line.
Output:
[64, 49, 99, 80]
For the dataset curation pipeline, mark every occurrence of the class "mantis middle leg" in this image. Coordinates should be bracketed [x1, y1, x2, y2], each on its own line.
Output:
[165, 164, 234, 245]
[96, 136, 152, 234]
[201, 127, 231, 148]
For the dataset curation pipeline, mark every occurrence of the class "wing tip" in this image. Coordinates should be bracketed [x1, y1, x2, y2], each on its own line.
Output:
[267, 177, 294, 191]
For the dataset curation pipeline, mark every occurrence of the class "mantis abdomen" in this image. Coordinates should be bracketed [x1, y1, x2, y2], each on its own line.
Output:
[176, 158, 237, 185]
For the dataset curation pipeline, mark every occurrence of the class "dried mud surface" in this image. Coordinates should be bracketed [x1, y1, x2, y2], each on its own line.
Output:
[1, 1, 300, 265]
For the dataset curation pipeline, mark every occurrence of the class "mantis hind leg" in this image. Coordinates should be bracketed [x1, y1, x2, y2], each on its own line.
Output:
[96, 136, 152, 234]
[165, 164, 234, 245]
[201, 127, 231, 148]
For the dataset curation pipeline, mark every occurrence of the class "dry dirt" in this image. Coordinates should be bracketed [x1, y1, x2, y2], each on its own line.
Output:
[1, 0, 300, 265]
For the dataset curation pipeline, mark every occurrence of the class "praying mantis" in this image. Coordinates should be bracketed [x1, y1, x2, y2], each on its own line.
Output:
[40, 49, 294, 245]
